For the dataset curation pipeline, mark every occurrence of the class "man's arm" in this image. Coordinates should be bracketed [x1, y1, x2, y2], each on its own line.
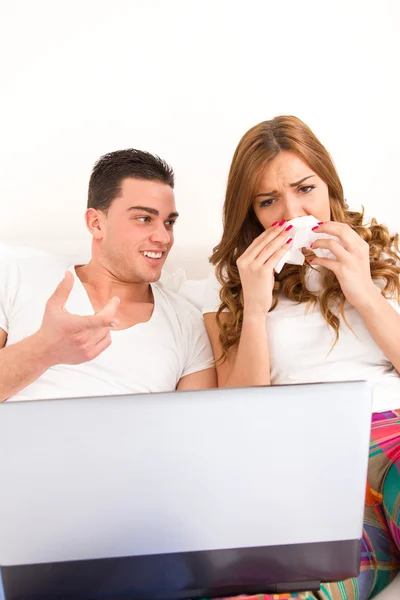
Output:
[0, 330, 56, 402]
[177, 367, 217, 391]
[0, 272, 120, 402]
[0, 328, 6, 349]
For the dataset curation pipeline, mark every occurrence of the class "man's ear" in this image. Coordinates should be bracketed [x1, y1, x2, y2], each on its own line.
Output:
[85, 208, 106, 239]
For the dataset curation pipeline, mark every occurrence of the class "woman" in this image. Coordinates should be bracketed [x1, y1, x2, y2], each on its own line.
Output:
[203, 116, 400, 600]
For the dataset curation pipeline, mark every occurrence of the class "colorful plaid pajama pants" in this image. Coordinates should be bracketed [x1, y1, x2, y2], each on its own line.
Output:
[219, 409, 400, 600]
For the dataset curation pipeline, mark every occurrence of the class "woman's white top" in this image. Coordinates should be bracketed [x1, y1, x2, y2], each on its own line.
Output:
[203, 267, 400, 413]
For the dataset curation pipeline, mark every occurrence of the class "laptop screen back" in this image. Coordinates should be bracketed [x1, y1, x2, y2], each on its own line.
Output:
[0, 381, 372, 599]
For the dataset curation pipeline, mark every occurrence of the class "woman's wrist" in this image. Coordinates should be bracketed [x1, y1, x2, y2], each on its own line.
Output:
[243, 308, 269, 321]
[352, 283, 382, 315]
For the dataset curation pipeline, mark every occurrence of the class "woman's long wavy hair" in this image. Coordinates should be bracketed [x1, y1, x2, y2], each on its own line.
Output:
[210, 116, 400, 359]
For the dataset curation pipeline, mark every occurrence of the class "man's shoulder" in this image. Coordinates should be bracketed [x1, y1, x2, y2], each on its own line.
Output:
[0, 253, 21, 288]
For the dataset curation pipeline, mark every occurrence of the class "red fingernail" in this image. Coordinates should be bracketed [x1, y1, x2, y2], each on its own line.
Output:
[310, 242, 314, 248]
[279, 219, 286, 227]
[312, 226, 319, 231]
[309, 259, 314, 263]
[318, 221, 324, 225]
[272, 221, 278, 226]
[286, 237, 293, 244]
[285, 224, 293, 231]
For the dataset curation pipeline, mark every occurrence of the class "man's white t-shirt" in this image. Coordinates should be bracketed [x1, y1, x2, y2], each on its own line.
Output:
[203, 267, 400, 413]
[0, 257, 214, 402]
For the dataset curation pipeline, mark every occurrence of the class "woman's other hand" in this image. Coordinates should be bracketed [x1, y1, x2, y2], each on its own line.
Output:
[310, 221, 378, 310]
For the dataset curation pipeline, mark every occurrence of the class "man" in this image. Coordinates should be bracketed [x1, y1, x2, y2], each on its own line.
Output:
[0, 149, 216, 402]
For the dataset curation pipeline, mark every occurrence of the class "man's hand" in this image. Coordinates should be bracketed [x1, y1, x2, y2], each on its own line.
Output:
[35, 271, 120, 366]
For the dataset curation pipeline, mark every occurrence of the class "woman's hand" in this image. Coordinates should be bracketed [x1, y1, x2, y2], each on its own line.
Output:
[310, 221, 378, 310]
[236, 220, 293, 317]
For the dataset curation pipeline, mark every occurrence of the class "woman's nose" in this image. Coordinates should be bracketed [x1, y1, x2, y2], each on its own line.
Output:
[282, 195, 307, 222]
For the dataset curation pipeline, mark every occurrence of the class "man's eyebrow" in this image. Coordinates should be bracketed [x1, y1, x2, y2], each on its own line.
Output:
[254, 175, 316, 199]
[127, 205, 179, 218]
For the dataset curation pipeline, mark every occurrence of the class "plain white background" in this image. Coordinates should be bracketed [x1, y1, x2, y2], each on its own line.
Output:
[0, 0, 399, 270]
[1, 5, 400, 597]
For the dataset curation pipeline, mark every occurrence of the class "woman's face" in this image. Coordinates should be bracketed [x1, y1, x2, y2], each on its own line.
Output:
[252, 151, 331, 229]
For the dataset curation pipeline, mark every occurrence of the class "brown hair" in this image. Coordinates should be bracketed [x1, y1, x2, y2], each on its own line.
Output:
[210, 116, 400, 358]
[88, 149, 174, 212]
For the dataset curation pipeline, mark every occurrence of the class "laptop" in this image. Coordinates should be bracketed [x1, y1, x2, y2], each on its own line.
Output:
[0, 381, 372, 600]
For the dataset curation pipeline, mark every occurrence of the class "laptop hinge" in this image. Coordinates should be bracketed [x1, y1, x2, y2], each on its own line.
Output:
[275, 581, 321, 593]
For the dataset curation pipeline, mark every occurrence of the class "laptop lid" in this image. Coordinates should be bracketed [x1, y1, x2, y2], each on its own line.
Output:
[0, 381, 372, 599]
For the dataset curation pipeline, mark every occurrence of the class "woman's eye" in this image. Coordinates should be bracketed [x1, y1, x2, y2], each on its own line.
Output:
[260, 198, 275, 208]
[299, 185, 316, 194]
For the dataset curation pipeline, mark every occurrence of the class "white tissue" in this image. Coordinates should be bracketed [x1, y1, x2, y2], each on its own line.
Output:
[274, 215, 339, 274]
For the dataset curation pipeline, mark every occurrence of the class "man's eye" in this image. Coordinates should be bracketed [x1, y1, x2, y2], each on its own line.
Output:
[136, 216, 151, 223]
[165, 220, 177, 227]
[299, 185, 316, 194]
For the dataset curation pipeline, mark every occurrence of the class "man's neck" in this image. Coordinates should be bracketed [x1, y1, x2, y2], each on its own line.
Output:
[75, 261, 153, 305]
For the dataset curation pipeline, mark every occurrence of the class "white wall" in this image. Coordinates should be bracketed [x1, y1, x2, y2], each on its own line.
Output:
[1, 0, 399, 275]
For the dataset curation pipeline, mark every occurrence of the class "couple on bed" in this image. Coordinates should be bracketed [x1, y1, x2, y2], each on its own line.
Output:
[1, 116, 399, 600]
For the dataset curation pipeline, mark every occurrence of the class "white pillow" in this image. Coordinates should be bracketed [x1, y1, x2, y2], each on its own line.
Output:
[0, 241, 77, 264]
[160, 268, 209, 311]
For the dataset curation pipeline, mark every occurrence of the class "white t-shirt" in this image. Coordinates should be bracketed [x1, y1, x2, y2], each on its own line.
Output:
[0, 257, 214, 402]
[203, 268, 400, 413]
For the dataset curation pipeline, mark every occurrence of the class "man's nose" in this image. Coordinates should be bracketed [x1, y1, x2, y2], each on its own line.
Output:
[149, 222, 171, 245]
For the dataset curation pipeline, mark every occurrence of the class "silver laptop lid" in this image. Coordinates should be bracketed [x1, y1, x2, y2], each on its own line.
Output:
[0, 381, 371, 568]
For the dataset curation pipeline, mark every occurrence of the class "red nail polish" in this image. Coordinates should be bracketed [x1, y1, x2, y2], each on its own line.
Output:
[309, 259, 314, 263]
[285, 224, 293, 231]
[279, 219, 286, 227]
[310, 242, 314, 248]
[271, 221, 278, 226]
[312, 226, 319, 231]
[286, 237, 293, 244]
[318, 221, 324, 225]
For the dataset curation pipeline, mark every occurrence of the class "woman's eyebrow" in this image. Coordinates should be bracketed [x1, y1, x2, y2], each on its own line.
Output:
[255, 175, 316, 198]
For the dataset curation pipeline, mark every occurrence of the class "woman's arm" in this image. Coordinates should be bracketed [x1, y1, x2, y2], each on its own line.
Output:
[355, 289, 400, 374]
[204, 221, 294, 388]
[311, 221, 400, 373]
[204, 312, 270, 387]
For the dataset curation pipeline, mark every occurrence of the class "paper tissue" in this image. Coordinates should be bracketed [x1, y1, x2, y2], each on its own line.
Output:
[274, 215, 339, 274]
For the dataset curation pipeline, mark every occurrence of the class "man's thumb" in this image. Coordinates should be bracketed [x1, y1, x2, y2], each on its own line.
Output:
[47, 271, 74, 309]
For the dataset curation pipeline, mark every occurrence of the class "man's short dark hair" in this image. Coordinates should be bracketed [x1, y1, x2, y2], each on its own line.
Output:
[88, 149, 175, 212]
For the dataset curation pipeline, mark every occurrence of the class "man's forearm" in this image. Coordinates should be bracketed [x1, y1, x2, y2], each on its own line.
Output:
[0, 333, 53, 402]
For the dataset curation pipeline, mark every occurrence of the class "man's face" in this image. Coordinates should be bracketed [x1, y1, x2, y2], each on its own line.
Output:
[91, 178, 178, 283]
